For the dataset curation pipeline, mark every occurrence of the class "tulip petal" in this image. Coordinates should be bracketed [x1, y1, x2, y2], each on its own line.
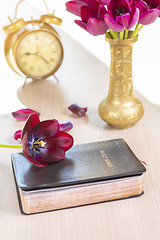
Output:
[108, 0, 131, 17]
[116, 13, 130, 29]
[14, 130, 22, 141]
[139, 8, 159, 24]
[98, 4, 108, 19]
[81, 6, 95, 22]
[104, 14, 124, 32]
[23, 149, 47, 167]
[32, 119, 59, 139]
[144, 0, 160, 9]
[68, 103, 87, 117]
[135, 0, 149, 14]
[75, 19, 88, 31]
[12, 108, 40, 121]
[128, 8, 139, 29]
[22, 134, 47, 167]
[87, 18, 108, 35]
[46, 132, 74, 151]
[59, 121, 73, 132]
[22, 113, 40, 139]
[34, 147, 65, 163]
[101, 0, 111, 4]
[66, 0, 88, 16]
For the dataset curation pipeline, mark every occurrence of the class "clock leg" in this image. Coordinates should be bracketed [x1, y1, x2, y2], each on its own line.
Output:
[23, 77, 28, 87]
[53, 74, 59, 83]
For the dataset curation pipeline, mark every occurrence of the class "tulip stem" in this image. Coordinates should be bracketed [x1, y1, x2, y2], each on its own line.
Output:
[119, 31, 124, 40]
[105, 32, 111, 39]
[131, 23, 140, 38]
[137, 25, 144, 34]
[0, 144, 22, 148]
[124, 30, 128, 39]
[109, 29, 117, 39]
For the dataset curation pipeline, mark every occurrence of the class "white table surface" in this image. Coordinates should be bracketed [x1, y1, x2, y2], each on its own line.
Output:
[0, 1, 160, 240]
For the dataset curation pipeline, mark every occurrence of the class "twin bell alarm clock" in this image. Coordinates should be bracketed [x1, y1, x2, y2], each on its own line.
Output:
[3, 0, 64, 81]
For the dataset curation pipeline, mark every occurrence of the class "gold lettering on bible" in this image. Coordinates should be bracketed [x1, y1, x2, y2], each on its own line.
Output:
[99, 150, 114, 168]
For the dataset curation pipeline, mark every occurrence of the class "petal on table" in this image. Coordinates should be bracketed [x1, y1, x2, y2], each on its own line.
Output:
[59, 121, 73, 132]
[12, 108, 40, 121]
[14, 130, 22, 141]
[68, 103, 87, 116]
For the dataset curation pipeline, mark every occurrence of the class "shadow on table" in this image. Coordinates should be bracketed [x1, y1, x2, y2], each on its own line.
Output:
[17, 78, 67, 118]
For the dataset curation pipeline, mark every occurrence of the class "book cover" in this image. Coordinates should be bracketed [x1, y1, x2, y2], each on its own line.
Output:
[11, 138, 146, 214]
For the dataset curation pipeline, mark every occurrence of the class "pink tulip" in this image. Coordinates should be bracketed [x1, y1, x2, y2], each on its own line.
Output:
[20, 114, 74, 167]
[66, 0, 108, 35]
[135, 0, 160, 25]
[104, 0, 140, 32]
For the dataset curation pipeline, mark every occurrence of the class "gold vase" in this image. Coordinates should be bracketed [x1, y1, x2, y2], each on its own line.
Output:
[98, 36, 144, 128]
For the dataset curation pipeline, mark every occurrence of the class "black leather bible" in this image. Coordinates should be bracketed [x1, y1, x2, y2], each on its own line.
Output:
[11, 138, 146, 214]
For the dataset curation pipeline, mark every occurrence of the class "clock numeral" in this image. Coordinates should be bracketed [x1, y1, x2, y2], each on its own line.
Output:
[22, 61, 27, 66]
[29, 66, 34, 72]
[50, 58, 55, 62]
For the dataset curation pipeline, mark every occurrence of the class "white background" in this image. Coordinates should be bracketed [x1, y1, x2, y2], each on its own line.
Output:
[0, 0, 159, 113]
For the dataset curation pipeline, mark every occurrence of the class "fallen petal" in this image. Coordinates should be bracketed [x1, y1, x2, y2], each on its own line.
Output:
[12, 108, 40, 121]
[59, 121, 73, 132]
[14, 130, 22, 141]
[68, 104, 87, 117]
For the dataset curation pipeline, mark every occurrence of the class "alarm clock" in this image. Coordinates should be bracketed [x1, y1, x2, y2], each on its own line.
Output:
[3, 0, 63, 81]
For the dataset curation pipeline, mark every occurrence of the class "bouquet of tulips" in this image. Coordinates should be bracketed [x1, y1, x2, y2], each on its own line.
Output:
[66, 0, 160, 39]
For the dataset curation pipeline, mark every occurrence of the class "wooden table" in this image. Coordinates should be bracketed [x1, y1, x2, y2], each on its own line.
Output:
[0, 2, 160, 240]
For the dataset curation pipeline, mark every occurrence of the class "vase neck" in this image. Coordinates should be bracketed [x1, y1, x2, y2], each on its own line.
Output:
[108, 43, 134, 100]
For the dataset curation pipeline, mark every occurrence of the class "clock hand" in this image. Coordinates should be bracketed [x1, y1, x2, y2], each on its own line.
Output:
[24, 51, 39, 56]
[39, 55, 51, 65]
[24, 52, 51, 66]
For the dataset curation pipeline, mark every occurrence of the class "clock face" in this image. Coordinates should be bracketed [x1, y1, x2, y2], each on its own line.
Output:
[15, 30, 63, 79]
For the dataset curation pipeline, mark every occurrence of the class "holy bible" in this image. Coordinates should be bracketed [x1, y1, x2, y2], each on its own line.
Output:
[11, 138, 146, 215]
